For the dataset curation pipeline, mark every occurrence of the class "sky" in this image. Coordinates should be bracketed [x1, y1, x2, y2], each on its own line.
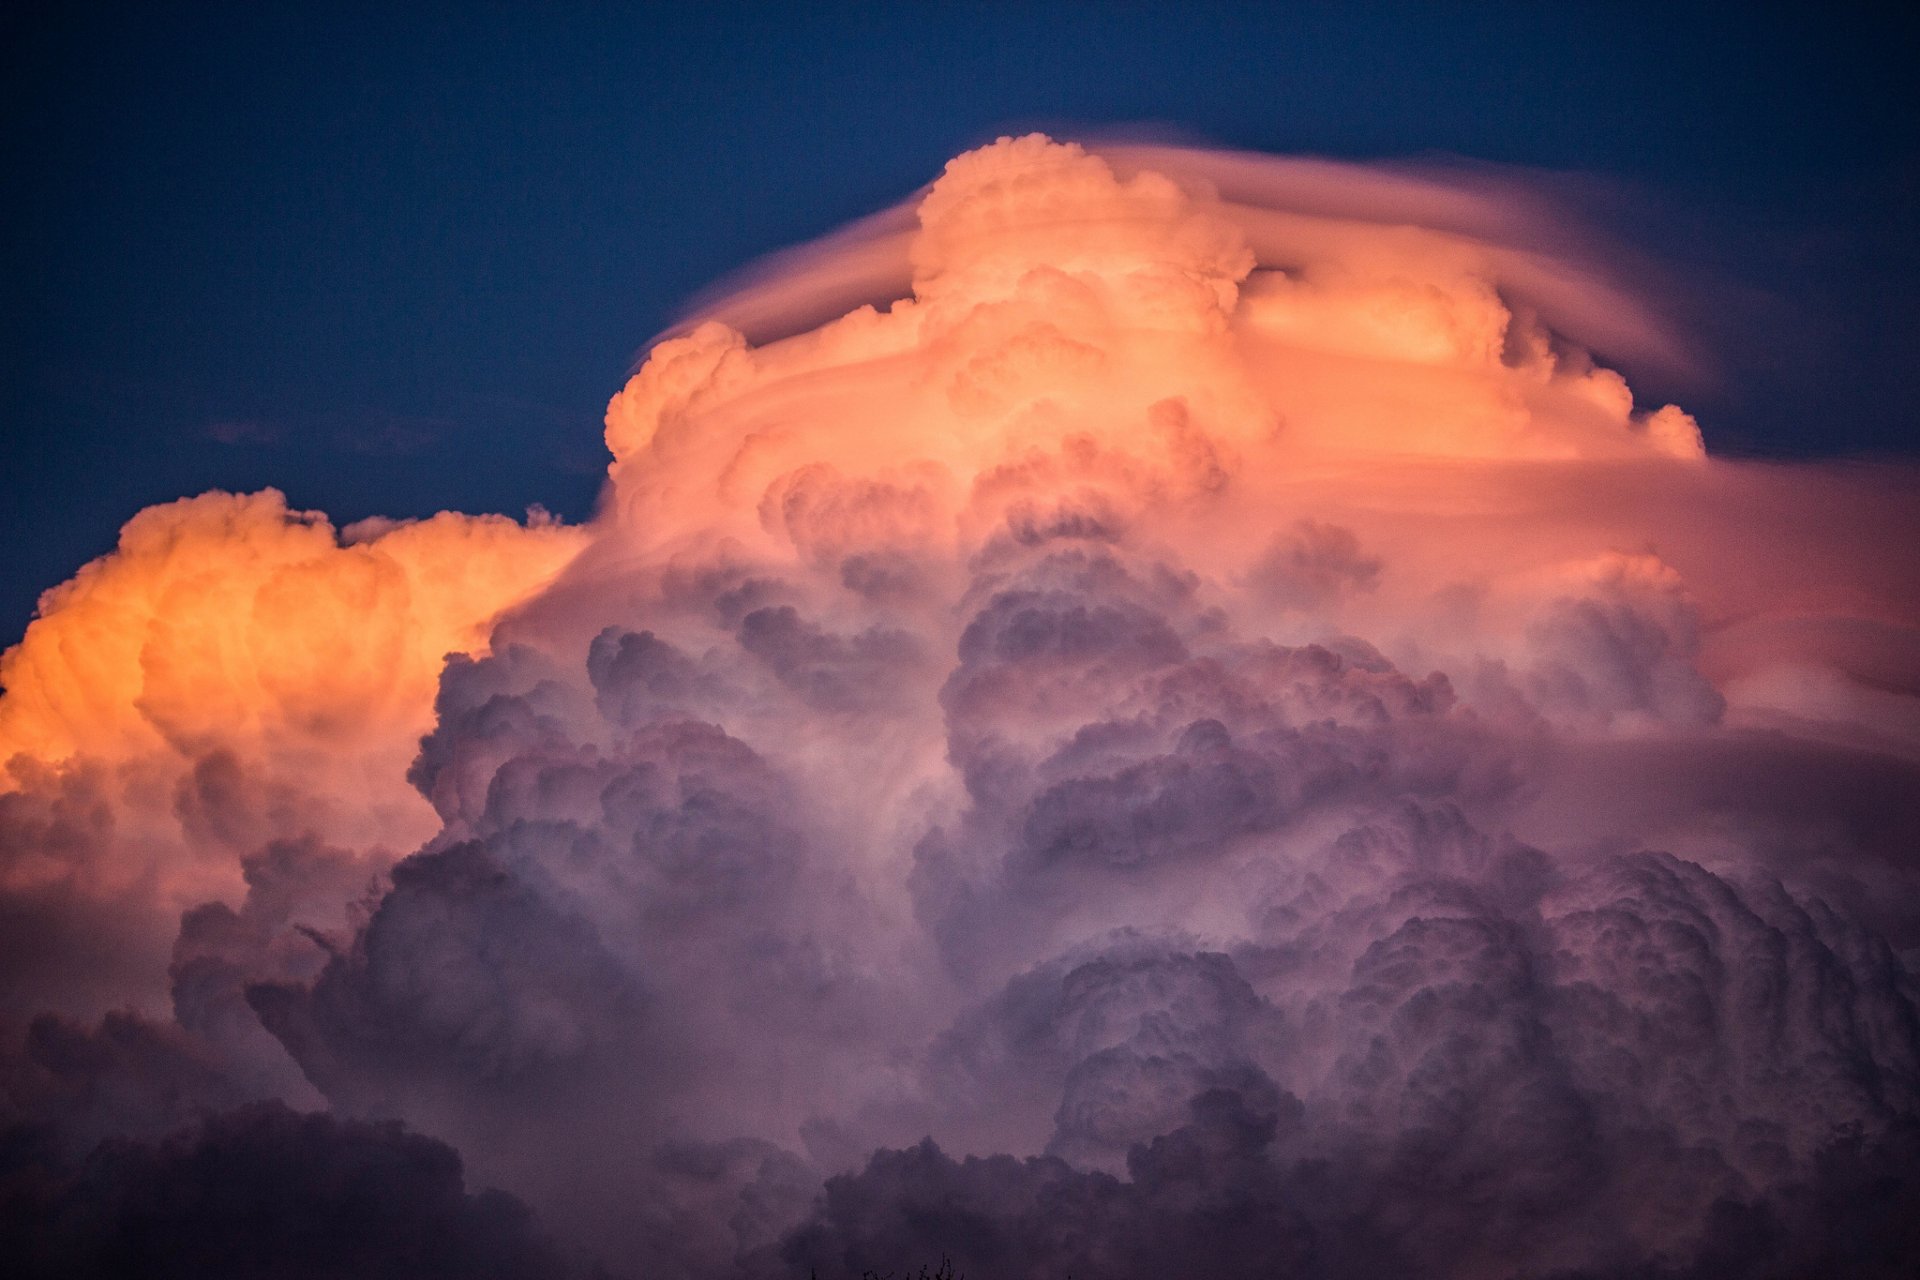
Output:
[5, 9, 1920, 1278]
[4, 1, 1917, 647]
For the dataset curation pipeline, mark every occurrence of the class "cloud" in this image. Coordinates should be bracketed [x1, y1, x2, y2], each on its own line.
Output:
[2, 135, 1918, 1277]
[0, 1101, 578, 1280]
[773, 1089, 1920, 1280]
[0, 489, 583, 1023]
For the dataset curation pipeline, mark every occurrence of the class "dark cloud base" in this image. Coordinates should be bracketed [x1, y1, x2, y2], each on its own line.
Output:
[774, 1092, 1920, 1280]
[0, 1102, 577, 1280]
[4, 1095, 1914, 1279]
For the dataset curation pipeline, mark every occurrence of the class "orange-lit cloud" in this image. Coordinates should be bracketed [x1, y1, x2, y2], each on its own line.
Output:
[0, 489, 582, 1018]
[599, 138, 1710, 593]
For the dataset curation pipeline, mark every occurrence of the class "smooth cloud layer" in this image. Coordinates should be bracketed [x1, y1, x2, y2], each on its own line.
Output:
[4, 136, 1918, 1279]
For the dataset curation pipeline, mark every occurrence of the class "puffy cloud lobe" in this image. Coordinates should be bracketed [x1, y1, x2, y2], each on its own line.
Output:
[247, 841, 642, 1113]
[913, 543, 1488, 983]
[235, 618, 932, 1277]
[0, 841, 370, 1144]
[2, 135, 1919, 1277]
[0, 491, 582, 1023]
[1514, 553, 1726, 729]
[1537, 853, 1920, 1157]
[168, 837, 370, 1079]
[736, 606, 925, 714]
[799, 832, 1920, 1275]
[926, 942, 1284, 1170]
[1246, 518, 1384, 611]
[0, 489, 582, 767]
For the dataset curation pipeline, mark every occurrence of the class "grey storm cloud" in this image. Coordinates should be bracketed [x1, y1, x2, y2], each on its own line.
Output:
[0, 1101, 576, 1280]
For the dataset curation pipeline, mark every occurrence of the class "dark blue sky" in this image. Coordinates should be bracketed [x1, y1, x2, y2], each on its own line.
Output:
[5, 2, 1916, 646]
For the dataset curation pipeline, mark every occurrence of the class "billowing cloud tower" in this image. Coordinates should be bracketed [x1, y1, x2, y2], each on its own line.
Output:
[5, 137, 1919, 1279]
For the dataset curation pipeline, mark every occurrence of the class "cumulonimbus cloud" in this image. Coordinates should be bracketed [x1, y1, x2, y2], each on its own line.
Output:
[4, 135, 1918, 1279]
